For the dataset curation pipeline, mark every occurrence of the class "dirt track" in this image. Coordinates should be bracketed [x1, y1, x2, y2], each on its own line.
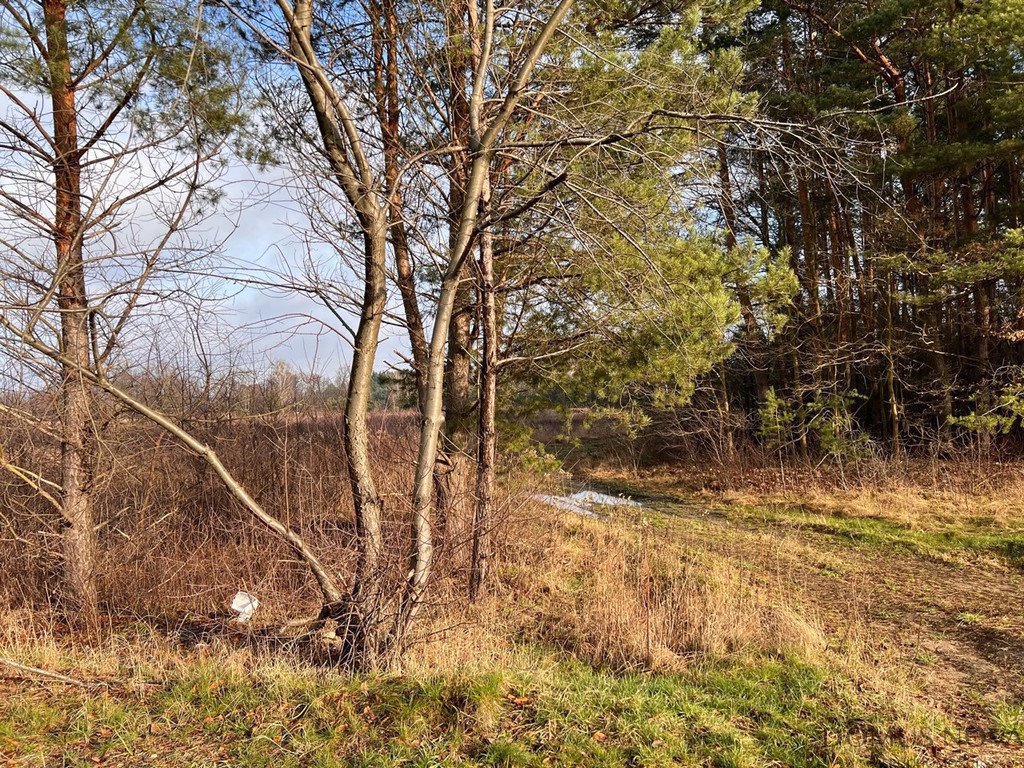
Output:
[633, 492, 1024, 767]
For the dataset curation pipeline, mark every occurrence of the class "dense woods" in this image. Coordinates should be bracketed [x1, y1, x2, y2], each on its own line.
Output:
[696, 0, 1024, 461]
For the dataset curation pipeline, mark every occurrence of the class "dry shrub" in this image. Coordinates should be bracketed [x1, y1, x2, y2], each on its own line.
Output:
[3, 405, 823, 674]
[0, 408, 444, 620]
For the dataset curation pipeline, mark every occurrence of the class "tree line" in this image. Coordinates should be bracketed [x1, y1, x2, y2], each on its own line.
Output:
[705, 0, 1024, 460]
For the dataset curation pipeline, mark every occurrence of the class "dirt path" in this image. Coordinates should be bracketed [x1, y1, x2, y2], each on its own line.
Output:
[632, 492, 1024, 766]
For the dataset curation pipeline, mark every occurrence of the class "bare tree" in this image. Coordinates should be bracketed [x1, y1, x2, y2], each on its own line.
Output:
[220, 0, 575, 665]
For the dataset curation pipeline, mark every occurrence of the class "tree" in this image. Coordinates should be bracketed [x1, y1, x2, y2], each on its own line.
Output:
[0, 0, 244, 624]
[221, 0, 577, 666]
[681, 0, 1024, 458]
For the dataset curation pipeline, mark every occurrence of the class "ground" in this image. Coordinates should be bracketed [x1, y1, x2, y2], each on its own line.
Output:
[2, 465, 1023, 767]
[588, 467, 1024, 767]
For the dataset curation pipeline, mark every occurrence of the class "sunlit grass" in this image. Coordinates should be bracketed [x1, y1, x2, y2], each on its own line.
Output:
[991, 701, 1024, 744]
[729, 505, 1024, 568]
[592, 472, 1024, 568]
[0, 649, 933, 767]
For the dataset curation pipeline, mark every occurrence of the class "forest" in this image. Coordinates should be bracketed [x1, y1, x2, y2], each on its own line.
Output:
[2, 0, 1024, 765]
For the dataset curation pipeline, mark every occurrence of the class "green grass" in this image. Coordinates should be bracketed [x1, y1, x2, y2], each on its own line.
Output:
[991, 701, 1024, 743]
[588, 476, 1024, 569]
[953, 611, 985, 626]
[0, 650, 929, 767]
[595, 477, 1024, 568]
[729, 505, 1024, 568]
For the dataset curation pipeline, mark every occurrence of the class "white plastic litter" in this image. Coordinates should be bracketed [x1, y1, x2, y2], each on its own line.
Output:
[230, 591, 260, 622]
[533, 489, 641, 517]
[533, 493, 598, 517]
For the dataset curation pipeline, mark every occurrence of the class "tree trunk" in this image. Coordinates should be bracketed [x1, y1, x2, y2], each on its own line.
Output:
[884, 268, 901, 457]
[372, 0, 427, 399]
[283, 0, 391, 668]
[339, 224, 390, 665]
[437, 0, 475, 544]
[718, 141, 767, 406]
[470, 181, 497, 601]
[437, 274, 474, 543]
[716, 367, 736, 463]
[975, 281, 992, 456]
[44, 0, 98, 627]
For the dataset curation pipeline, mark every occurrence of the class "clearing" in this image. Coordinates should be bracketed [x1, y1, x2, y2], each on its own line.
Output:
[585, 468, 1024, 767]
[2, 468, 1023, 767]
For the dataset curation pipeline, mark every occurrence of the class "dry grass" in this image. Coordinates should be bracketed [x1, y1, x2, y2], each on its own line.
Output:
[5, 409, 1018, 765]
[0, 504, 825, 683]
[599, 459, 1024, 531]
[2, 407, 825, 679]
[0, 608, 910, 768]
[2, 410, 443, 619]
[717, 485, 1024, 530]
[534, 518, 824, 669]
[0, 443, 963, 767]
[0, 499, 942, 768]
[404, 505, 825, 676]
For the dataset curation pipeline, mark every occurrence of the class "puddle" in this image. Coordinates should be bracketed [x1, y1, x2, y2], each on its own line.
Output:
[534, 489, 642, 518]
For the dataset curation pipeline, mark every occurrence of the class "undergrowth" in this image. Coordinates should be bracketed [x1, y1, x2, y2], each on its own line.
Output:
[0, 494, 959, 767]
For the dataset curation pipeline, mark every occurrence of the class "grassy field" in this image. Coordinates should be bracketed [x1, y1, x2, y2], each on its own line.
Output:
[3, 464, 1024, 766]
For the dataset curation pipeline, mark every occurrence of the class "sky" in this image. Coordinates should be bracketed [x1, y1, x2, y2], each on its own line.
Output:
[207, 164, 412, 377]
[0, 41, 412, 387]
[0, 98, 411, 385]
